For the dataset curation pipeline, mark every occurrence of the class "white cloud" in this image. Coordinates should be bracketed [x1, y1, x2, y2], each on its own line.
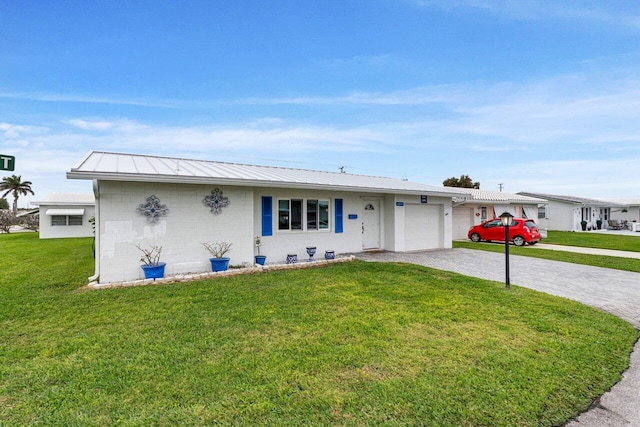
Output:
[7, 63, 640, 207]
[239, 67, 640, 148]
[65, 118, 145, 132]
[412, 0, 640, 28]
[66, 119, 118, 131]
[0, 91, 177, 108]
[0, 122, 49, 138]
[485, 157, 640, 198]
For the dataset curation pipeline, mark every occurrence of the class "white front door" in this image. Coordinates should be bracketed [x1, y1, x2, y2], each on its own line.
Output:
[362, 200, 380, 250]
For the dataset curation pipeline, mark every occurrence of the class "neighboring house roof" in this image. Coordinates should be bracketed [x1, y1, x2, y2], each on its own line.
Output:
[67, 151, 472, 198]
[16, 208, 39, 217]
[31, 192, 95, 207]
[451, 188, 547, 204]
[517, 192, 625, 208]
[604, 198, 640, 207]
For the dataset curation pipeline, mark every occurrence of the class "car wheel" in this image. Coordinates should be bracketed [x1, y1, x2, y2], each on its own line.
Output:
[470, 233, 481, 242]
[513, 236, 525, 246]
[529, 241, 537, 246]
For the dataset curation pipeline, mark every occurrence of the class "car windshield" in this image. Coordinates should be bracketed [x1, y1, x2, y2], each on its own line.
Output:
[525, 220, 538, 229]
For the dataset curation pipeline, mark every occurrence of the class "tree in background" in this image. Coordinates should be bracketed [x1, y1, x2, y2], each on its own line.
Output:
[0, 197, 8, 210]
[443, 175, 480, 189]
[20, 214, 39, 232]
[0, 209, 16, 233]
[0, 175, 35, 214]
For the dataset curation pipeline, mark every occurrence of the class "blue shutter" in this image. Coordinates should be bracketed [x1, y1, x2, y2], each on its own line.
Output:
[335, 198, 343, 233]
[261, 196, 273, 236]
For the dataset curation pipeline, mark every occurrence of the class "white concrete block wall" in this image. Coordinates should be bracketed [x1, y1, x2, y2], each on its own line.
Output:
[250, 190, 452, 260]
[383, 195, 397, 251]
[440, 198, 453, 248]
[97, 181, 253, 283]
[536, 201, 576, 231]
[252, 188, 367, 263]
[38, 204, 95, 239]
[95, 181, 456, 283]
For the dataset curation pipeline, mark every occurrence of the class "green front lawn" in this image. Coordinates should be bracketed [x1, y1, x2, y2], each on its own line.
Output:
[544, 230, 640, 252]
[1, 233, 637, 426]
[453, 240, 640, 273]
[454, 231, 640, 273]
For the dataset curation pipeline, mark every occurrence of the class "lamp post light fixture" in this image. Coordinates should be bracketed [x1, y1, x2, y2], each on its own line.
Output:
[500, 211, 514, 288]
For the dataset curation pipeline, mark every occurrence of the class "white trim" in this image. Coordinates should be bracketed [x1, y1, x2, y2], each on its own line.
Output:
[45, 208, 85, 216]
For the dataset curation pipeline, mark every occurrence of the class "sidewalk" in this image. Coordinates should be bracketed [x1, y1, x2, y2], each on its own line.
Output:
[531, 243, 640, 260]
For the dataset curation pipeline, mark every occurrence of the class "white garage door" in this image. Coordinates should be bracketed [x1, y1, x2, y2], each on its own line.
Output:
[452, 207, 473, 240]
[404, 204, 442, 251]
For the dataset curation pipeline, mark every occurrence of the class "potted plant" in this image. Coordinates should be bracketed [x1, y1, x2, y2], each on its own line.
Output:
[306, 246, 317, 262]
[596, 219, 603, 230]
[203, 241, 232, 272]
[580, 220, 588, 231]
[254, 236, 266, 266]
[137, 244, 166, 280]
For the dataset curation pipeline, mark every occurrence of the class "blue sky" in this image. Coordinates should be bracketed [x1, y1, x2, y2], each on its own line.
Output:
[2, 0, 639, 208]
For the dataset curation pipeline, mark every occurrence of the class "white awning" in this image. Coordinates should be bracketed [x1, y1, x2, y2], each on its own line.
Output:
[45, 209, 85, 216]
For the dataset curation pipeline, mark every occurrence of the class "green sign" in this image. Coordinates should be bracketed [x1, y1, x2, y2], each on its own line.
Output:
[0, 154, 15, 171]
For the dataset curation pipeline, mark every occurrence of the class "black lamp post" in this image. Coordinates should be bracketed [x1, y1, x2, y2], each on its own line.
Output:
[500, 212, 514, 288]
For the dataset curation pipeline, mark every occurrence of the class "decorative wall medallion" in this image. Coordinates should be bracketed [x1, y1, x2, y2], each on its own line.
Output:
[137, 195, 169, 223]
[203, 188, 230, 215]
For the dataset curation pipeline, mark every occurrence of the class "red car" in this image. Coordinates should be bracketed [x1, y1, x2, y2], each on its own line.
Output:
[468, 218, 541, 246]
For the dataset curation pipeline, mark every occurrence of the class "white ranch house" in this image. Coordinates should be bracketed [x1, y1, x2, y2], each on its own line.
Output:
[518, 192, 626, 231]
[67, 151, 471, 284]
[450, 189, 547, 240]
[607, 198, 640, 224]
[30, 193, 96, 239]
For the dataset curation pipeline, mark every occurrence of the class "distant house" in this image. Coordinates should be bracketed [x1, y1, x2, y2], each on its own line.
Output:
[450, 189, 547, 240]
[31, 193, 95, 239]
[517, 192, 625, 231]
[67, 151, 471, 284]
[606, 198, 640, 224]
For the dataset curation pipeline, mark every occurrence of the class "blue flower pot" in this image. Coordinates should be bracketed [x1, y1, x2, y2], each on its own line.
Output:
[286, 254, 297, 264]
[141, 262, 166, 280]
[306, 246, 317, 262]
[255, 255, 267, 266]
[325, 250, 335, 260]
[210, 257, 230, 272]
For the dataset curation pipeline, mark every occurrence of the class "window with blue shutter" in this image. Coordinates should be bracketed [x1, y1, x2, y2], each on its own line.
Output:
[261, 196, 273, 236]
[335, 198, 343, 233]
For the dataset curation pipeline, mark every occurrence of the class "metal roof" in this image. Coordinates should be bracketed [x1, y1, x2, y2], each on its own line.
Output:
[67, 151, 471, 198]
[452, 188, 547, 204]
[517, 192, 625, 208]
[604, 198, 640, 207]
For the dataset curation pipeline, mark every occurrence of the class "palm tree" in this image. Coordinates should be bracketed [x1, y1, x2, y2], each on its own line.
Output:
[0, 175, 35, 214]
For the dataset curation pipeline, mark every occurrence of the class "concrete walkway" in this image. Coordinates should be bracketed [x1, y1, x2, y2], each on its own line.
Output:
[355, 248, 640, 427]
[533, 243, 640, 260]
